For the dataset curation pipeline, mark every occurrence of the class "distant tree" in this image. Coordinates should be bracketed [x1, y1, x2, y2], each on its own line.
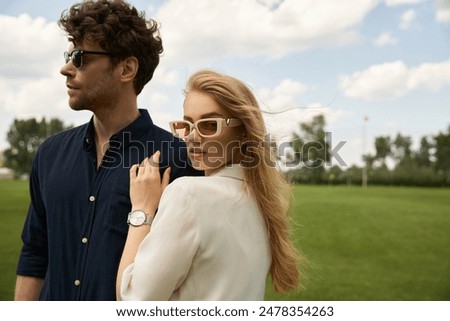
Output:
[287, 122, 450, 187]
[392, 133, 412, 165]
[374, 136, 392, 167]
[290, 132, 305, 166]
[327, 165, 343, 184]
[363, 153, 376, 169]
[433, 125, 450, 173]
[343, 164, 363, 185]
[414, 136, 433, 168]
[291, 115, 329, 183]
[4, 118, 72, 176]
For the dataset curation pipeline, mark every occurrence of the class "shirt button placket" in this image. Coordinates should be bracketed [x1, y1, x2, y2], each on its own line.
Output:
[78, 195, 95, 294]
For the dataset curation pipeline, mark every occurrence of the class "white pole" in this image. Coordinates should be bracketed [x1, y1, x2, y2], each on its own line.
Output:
[362, 116, 368, 187]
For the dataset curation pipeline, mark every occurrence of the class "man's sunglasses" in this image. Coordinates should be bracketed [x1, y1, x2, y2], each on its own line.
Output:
[169, 118, 243, 139]
[64, 49, 112, 68]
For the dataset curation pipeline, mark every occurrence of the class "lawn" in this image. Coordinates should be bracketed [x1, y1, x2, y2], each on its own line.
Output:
[266, 185, 450, 300]
[0, 180, 29, 301]
[1, 181, 449, 301]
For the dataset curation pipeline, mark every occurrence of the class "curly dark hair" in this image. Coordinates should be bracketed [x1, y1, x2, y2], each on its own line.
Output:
[58, 0, 163, 95]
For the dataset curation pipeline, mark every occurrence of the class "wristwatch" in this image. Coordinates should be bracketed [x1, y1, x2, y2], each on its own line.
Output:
[127, 210, 153, 227]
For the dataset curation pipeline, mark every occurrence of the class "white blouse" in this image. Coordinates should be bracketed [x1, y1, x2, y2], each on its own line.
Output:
[120, 164, 271, 300]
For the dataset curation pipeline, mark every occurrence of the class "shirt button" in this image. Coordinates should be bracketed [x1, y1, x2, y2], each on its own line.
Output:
[81, 237, 88, 244]
[89, 195, 96, 202]
[74, 279, 81, 286]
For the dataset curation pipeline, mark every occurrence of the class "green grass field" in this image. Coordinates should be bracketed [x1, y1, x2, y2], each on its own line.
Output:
[0, 180, 30, 301]
[1, 180, 449, 301]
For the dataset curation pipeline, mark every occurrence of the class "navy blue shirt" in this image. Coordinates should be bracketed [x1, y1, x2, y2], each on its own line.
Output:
[17, 109, 200, 300]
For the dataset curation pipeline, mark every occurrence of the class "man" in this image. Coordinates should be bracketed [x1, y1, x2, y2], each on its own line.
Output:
[15, 0, 199, 300]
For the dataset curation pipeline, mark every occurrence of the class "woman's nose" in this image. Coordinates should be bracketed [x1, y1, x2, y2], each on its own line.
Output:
[186, 127, 202, 142]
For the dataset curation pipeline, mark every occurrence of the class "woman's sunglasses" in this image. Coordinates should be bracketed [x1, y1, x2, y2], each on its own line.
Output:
[64, 49, 112, 68]
[169, 118, 243, 138]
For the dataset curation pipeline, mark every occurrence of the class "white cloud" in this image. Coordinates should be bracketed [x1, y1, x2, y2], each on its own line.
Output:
[255, 79, 346, 143]
[0, 13, 76, 149]
[384, 120, 398, 129]
[339, 58, 450, 101]
[411, 59, 450, 90]
[399, 9, 417, 29]
[2, 75, 65, 116]
[155, 0, 378, 64]
[147, 92, 170, 108]
[152, 67, 180, 86]
[257, 79, 313, 140]
[384, 0, 427, 6]
[373, 32, 399, 46]
[0, 70, 94, 130]
[0, 1, 381, 152]
[258, 79, 309, 111]
[339, 61, 410, 101]
[0, 14, 67, 78]
[436, 0, 450, 23]
[437, 9, 450, 22]
[0, 13, 185, 147]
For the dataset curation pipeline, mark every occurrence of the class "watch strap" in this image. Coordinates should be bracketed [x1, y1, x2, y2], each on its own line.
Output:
[143, 213, 154, 225]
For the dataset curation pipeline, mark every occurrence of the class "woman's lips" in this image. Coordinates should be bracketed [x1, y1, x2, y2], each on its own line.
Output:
[189, 148, 205, 159]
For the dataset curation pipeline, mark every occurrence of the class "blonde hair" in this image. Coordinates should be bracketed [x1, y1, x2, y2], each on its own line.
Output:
[185, 69, 301, 292]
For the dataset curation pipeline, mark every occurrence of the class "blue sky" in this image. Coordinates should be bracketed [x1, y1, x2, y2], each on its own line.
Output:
[1, 0, 449, 167]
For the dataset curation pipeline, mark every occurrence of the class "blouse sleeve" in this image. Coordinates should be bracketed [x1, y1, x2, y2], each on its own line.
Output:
[120, 179, 199, 300]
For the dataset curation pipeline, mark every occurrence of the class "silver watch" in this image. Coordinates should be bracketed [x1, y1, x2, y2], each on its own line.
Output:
[127, 210, 153, 226]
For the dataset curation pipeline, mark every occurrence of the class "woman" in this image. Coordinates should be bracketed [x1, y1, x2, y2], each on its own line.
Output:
[117, 70, 300, 300]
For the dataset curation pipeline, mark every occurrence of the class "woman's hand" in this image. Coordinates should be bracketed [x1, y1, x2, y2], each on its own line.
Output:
[129, 151, 171, 216]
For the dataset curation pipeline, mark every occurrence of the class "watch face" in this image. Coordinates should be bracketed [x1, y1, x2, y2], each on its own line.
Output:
[129, 211, 146, 226]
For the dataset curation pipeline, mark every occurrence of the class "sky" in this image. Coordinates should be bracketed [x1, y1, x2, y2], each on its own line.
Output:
[0, 0, 449, 168]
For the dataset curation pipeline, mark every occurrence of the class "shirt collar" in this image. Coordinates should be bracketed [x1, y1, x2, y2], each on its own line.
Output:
[83, 109, 153, 150]
[209, 164, 245, 181]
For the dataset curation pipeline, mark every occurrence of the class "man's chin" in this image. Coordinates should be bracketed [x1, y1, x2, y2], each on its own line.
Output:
[68, 103, 90, 112]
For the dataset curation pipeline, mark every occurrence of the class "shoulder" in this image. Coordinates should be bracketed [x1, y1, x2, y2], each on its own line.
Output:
[163, 176, 204, 195]
[146, 123, 182, 146]
[147, 125, 203, 177]
[164, 175, 243, 201]
[161, 176, 208, 202]
[157, 177, 211, 227]
[144, 123, 189, 158]
[150, 123, 172, 139]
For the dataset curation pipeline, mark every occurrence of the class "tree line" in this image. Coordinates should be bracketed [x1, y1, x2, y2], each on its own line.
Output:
[2, 116, 450, 186]
[3, 118, 72, 177]
[285, 115, 450, 187]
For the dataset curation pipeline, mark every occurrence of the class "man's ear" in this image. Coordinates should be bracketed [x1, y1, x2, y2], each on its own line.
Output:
[119, 56, 139, 83]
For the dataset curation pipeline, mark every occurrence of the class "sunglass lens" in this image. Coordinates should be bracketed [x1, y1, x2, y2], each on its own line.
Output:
[172, 122, 190, 138]
[72, 51, 82, 68]
[198, 120, 218, 136]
